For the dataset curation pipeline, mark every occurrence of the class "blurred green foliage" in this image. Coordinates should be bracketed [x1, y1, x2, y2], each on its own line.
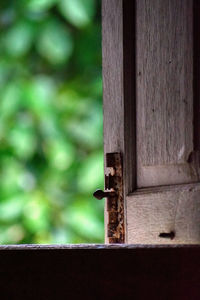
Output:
[0, 0, 104, 244]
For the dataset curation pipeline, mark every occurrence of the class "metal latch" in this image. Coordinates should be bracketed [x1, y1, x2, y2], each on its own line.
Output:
[93, 152, 124, 243]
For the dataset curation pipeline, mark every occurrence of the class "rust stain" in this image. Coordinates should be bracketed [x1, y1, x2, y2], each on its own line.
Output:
[106, 153, 125, 243]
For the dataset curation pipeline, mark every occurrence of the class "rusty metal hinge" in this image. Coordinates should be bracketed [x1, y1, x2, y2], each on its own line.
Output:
[93, 152, 124, 243]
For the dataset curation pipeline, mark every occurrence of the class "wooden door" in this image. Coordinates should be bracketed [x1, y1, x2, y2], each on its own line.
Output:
[102, 0, 200, 244]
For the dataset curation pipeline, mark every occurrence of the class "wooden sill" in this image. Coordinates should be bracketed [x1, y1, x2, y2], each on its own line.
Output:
[0, 243, 200, 250]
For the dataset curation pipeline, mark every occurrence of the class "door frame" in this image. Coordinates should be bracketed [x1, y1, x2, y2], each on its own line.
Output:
[0, 2, 199, 297]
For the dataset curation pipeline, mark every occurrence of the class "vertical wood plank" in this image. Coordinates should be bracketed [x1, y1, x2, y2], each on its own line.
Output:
[102, 0, 135, 242]
[193, 0, 200, 150]
[102, 0, 124, 155]
[102, 0, 124, 242]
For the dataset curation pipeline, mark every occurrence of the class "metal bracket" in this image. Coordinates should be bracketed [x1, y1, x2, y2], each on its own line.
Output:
[93, 152, 124, 243]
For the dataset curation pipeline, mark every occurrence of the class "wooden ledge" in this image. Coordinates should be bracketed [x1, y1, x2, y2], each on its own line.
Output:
[0, 244, 200, 250]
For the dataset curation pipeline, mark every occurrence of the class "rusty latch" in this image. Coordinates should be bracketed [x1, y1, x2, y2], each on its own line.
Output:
[93, 152, 124, 243]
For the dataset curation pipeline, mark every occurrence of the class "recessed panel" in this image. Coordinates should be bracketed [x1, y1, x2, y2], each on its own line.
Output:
[136, 0, 196, 187]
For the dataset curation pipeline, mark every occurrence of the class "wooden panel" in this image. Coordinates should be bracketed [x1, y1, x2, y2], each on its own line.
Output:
[102, 0, 200, 244]
[102, 0, 135, 193]
[136, 0, 197, 187]
[102, 0, 135, 242]
[102, 0, 124, 155]
[102, 0, 124, 242]
[127, 183, 200, 244]
[0, 245, 200, 299]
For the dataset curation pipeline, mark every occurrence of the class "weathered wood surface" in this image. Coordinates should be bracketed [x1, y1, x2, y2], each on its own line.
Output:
[194, 0, 200, 151]
[136, 0, 196, 188]
[124, 0, 200, 244]
[127, 183, 200, 244]
[102, 0, 135, 195]
[0, 246, 200, 299]
[102, 0, 124, 243]
[102, 0, 124, 156]
[103, 0, 200, 244]
[102, 0, 135, 242]
[1, 244, 199, 250]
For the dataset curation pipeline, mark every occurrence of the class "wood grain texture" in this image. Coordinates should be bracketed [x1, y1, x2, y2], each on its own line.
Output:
[136, 0, 195, 187]
[102, 0, 135, 242]
[0, 246, 200, 299]
[127, 183, 200, 244]
[125, 0, 200, 244]
[102, 0, 124, 155]
[2, 244, 200, 250]
[103, 0, 200, 244]
[193, 0, 200, 150]
[102, 0, 124, 242]
[102, 0, 135, 191]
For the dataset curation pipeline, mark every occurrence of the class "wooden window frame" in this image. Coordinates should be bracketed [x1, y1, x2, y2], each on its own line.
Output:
[0, 1, 199, 297]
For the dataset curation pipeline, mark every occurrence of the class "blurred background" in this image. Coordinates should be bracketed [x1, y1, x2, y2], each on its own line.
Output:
[0, 0, 104, 244]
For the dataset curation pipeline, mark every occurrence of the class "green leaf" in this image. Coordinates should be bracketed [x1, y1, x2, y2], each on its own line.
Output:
[36, 20, 73, 65]
[23, 191, 50, 233]
[44, 139, 75, 170]
[0, 158, 24, 196]
[58, 0, 95, 28]
[0, 82, 21, 119]
[24, 0, 58, 13]
[23, 75, 56, 115]
[4, 21, 34, 57]
[0, 60, 12, 87]
[0, 0, 103, 244]
[66, 99, 103, 149]
[77, 151, 104, 193]
[7, 114, 37, 160]
[0, 225, 25, 244]
[51, 228, 74, 244]
[0, 195, 26, 222]
[62, 196, 104, 242]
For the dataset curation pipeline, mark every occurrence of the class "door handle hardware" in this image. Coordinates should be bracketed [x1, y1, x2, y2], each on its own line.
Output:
[93, 152, 124, 244]
[93, 190, 116, 200]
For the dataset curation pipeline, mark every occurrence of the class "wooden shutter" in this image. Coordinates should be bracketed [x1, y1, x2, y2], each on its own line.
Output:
[102, 0, 200, 244]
